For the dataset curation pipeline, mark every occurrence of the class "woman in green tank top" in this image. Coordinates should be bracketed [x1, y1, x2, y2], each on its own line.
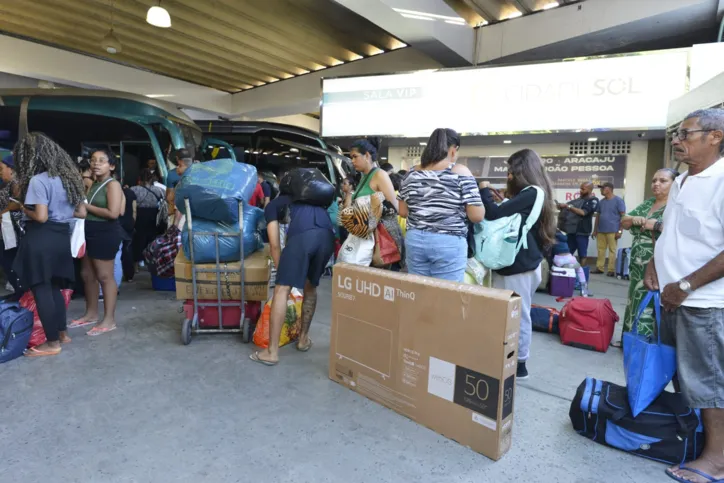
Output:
[69, 148, 123, 337]
[343, 139, 404, 268]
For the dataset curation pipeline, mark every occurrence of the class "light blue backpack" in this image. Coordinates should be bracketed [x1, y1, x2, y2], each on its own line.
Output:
[473, 186, 545, 270]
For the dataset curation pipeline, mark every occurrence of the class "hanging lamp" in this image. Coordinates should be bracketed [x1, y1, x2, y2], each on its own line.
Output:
[101, 0, 122, 54]
[147, 0, 172, 28]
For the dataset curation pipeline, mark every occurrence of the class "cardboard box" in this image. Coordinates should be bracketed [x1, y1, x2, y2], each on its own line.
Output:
[329, 264, 522, 460]
[174, 246, 271, 302]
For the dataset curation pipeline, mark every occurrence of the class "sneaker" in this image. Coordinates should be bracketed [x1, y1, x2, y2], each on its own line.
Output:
[516, 361, 529, 380]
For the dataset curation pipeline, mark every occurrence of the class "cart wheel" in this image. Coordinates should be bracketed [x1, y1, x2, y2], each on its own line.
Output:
[242, 318, 251, 343]
[181, 318, 192, 345]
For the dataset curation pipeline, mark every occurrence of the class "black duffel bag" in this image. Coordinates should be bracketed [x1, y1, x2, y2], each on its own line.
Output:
[570, 377, 704, 465]
[279, 168, 335, 207]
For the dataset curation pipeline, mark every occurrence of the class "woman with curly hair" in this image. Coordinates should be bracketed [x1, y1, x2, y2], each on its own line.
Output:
[12, 132, 87, 357]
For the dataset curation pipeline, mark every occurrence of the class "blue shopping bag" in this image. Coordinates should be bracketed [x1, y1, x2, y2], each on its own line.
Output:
[623, 291, 677, 417]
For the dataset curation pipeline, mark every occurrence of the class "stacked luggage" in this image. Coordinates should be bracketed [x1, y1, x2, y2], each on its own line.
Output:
[175, 159, 266, 263]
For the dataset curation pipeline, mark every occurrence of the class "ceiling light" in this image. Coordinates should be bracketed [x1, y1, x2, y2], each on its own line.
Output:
[331, 59, 345, 66]
[313, 65, 327, 71]
[503, 140, 512, 144]
[285, 155, 290, 158]
[252, 151, 260, 154]
[101, 29, 122, 54]
[350, 54, 364, 61]
[244, 150, 250, 153]
[419, 142, 427, 146]
[542, 2, 559, 10]
[298, 69, 310, 75]
[296, 156, 301, 160]
[391, 41, 407, 50]
[268, 78, 280, 83]
[381, 157, 388, 160]
[393, 8, 465, 22]
[401, 13, 435, 21]
[369, 48, 385, 56]
[146, 2, 171, 28]
[506, 11, 523, 19]
[272, 153, 278, 156]
[445, 20, 466, 26]
[290, 148, 299, 152]
[477, 20, 489, 26]
[145, 94, 174, 98]
[588, 137, 598, 142]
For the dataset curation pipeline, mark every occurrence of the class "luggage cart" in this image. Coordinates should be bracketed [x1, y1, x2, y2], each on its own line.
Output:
[181, 198, 252, 345]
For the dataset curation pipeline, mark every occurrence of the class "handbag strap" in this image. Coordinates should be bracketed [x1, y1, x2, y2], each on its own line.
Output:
[142, 185, 162, 202]
[632, 291, 661, 341]
[88, 178, 113, 205]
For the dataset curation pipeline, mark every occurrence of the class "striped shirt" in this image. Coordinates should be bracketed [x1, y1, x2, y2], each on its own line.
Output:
[398, 167, 482, 237]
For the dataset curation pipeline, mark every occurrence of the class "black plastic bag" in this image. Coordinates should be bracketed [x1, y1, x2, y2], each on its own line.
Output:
[279, 168, 335, 207]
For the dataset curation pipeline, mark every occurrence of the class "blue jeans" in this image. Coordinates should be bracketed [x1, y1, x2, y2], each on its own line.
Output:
[405, 229, 467, 282]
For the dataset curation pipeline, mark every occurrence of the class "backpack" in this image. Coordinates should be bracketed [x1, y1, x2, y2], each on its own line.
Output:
[0, 301, 34, 363]
[570, 377, 704, 466]
[473, 186, 545, 270]
[531, 304, 560, 334]
[144, 186, 169, 228]
[559, 297, 619, 352]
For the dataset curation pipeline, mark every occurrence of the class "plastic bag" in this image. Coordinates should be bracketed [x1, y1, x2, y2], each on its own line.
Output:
[175, 159, 257, 223]
[20, 289, 73, 348]
[252, 289, 303, 349]
[182, 204, 265, 263]
[337, 234, 374, 266]
[71, 219, 86, 258]
[279, 168, 335, 207]
[464, 258, 489, 286]
[338, 192, 384, 238]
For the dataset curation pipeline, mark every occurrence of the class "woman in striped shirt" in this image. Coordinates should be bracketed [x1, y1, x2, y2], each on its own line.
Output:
[398, 128, 484, 282]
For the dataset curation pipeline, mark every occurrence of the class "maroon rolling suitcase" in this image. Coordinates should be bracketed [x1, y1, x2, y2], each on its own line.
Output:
[183, 300, 262, 329]
[559, 297, 619, 352]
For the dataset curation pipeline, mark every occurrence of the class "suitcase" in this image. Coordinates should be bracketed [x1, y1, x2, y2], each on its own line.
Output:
[616, 248, 630, 280]
[531, 305, 560, 334]
[183, 300, 262, 329]
[570, 377, 704, 465]
[549, 267, 576, 298]
[0, 301, 33, 363]
[559, 297, 619, 352]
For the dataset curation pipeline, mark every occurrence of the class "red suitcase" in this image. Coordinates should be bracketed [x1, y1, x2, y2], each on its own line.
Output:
[183, 300, 262, 329]
[559, 297, 619, 353]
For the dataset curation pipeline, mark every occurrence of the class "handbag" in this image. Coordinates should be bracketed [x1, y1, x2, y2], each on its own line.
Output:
[372, 224, 401, 267]
[143, 186, 169, 228]
[623, 291, 677, 417]
[337, 234, 374, 266]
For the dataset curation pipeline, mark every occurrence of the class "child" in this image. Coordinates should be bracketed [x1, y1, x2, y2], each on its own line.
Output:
[552, 231, 589, 297]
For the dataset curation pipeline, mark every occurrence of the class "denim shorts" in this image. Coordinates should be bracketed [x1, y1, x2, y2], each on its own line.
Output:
[656, 306, 724, 409]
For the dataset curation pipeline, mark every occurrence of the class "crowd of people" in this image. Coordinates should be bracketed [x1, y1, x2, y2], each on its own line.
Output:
[1, 108, 723, 483]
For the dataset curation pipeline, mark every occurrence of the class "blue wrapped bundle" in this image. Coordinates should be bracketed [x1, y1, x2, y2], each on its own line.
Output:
[175, 159, 257, 223]
[182, 204, 266, 263]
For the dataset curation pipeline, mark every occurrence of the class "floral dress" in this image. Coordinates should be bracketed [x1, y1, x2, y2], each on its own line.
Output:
[622, 198, 665, 336]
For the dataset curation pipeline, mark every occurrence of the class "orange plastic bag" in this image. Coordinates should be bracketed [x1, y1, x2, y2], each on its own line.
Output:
[20, 289, 73, 348]
[252, 289, 303, 349]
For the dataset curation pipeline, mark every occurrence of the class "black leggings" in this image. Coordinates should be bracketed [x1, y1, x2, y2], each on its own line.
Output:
[31, 283, 67, 343]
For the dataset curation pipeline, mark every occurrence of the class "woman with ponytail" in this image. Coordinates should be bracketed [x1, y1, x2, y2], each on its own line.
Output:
[398, 128, 484, 281]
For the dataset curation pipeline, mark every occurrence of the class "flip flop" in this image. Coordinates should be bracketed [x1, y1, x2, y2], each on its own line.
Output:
[24, 346, 61, 357]
[87, 326, 117, 337]
[68, 319, 97, 329]
[249, 351, 278, 366]
[60, 337, 72, 344]
[296, 338, 313, 352]
[666, 465, 724, 483]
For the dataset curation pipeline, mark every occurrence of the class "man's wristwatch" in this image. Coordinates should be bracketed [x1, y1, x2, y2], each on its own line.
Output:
[678, 279, 693, 294]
